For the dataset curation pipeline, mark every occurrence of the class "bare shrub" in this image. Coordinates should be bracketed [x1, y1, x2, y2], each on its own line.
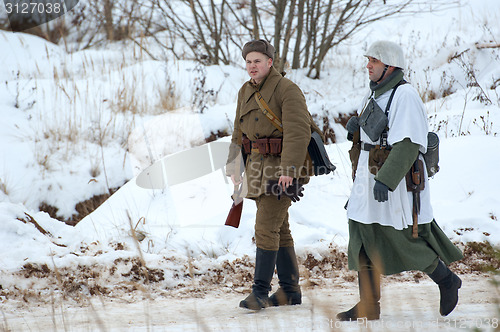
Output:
[449, 47, 493, 106]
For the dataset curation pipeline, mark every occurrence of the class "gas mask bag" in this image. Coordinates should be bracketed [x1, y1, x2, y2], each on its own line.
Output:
[358, 98, 388, 142]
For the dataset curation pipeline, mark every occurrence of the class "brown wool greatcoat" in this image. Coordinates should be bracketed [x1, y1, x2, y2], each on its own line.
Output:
[226, 67, 319, 198]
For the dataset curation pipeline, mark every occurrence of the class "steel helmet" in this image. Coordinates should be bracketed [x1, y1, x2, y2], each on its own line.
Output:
[364, 40, 405, 69]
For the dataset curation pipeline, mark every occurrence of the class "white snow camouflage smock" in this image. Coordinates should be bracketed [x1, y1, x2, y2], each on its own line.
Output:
[347, 83, 434, 230]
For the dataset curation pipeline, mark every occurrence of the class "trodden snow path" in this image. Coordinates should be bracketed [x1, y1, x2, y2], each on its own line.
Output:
[1, 274, 498, 331]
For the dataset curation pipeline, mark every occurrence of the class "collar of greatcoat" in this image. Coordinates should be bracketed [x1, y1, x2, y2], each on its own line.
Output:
[241, 67, 283, 117]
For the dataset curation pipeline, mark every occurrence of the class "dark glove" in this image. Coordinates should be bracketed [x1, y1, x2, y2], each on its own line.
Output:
[346, 116, 360, 134]
[373, 180, 389, 202]
[266, 179, 304, 202]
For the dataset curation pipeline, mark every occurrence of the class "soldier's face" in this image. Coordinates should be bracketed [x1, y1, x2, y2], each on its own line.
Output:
[366, 56, 393, 83]
[246, 52, 273, 84]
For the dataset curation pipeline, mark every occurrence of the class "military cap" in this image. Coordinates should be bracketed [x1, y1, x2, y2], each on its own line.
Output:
[242, 39, 275, 60]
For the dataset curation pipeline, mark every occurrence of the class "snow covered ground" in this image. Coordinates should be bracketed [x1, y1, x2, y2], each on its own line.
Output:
[1, 0, 500, 330]
[2, 275, 498, 331]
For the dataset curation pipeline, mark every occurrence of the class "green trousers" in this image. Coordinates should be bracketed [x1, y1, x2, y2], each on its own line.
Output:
[254, 194, 294, 250]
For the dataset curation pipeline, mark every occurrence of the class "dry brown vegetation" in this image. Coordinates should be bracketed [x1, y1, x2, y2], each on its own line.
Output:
[0, 241, 497, 307]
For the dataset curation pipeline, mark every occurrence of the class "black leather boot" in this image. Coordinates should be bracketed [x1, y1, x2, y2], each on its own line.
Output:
[269, 246, 302, 306]
[239, 248, 278, 310]
[427, 260, 462, 316]
[337, 248, 380, 321]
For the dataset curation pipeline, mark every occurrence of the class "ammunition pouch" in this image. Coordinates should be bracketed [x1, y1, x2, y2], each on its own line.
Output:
[359, 99, 388, 142]
[269, 138, 282, 155]
[255, 139, 270, 155]
[368, 146, 391, 175]
[242, 136, 283, 156]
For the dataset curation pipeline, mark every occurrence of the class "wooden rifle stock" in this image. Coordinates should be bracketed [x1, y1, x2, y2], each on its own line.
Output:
[225, 200, 243, 228]
[225, 184, 243, 228]
[225, 145, 245, 228]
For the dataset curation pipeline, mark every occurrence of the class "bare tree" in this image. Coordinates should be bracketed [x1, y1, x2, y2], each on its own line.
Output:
[306, 0, 416, 78]
[276, 0, 297, 73]
[251, 0, 259, 39]
[302, 0, 320, 69]
[292, 0, 305, 69]
[271, 0, 286, 72]
[255, 0, 458, 78]
[141, 0, 232, 65]
[103, 0, 114, 41]
[71, 0, 459, 77]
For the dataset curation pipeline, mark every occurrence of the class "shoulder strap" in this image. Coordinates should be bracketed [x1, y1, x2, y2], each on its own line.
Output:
[385, 80, 407, 115]
[380, 80, 407, 147]
[254, 91, 283, 133]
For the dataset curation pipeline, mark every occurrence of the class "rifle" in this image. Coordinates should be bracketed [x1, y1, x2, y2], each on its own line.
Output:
[225, 183, 243, 228]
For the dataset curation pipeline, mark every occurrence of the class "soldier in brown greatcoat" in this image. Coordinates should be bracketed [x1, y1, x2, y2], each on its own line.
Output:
[226, 39, 321, 310]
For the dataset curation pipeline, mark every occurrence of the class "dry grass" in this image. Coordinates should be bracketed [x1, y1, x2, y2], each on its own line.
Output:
[156, 80, 180, 112]
[26, 50, 183, 178]
[109, 83, 146, 115]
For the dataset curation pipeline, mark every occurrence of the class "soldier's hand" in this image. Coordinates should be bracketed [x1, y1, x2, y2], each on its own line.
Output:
[373, 180, 389, 202]
[278, 175, 293, 190]
[346, 116, 360, 134]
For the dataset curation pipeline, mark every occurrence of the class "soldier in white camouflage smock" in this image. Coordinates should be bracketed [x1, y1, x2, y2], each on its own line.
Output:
[338, 40, 463, 321]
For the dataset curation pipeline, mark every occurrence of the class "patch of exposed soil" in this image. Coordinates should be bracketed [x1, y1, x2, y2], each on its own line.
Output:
[39, 186, 122, 226]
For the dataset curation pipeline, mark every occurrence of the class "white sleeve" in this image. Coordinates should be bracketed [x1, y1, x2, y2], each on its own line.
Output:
[387, 85, 428, 153]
